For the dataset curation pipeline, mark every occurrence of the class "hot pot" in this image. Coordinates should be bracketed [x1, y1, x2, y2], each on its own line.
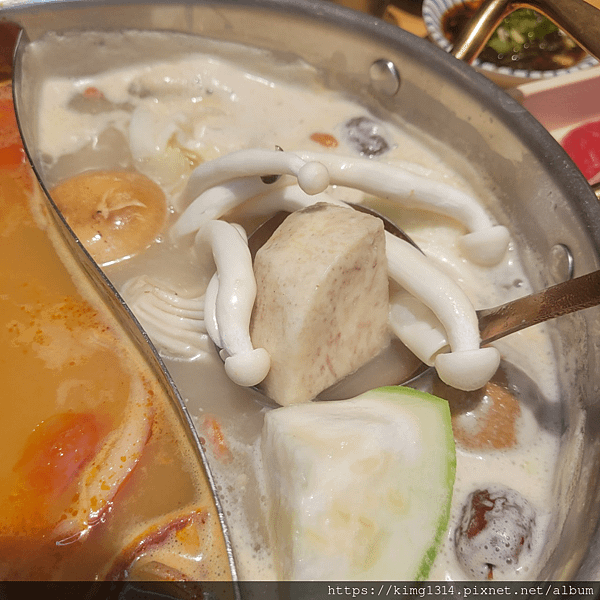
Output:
[2, 0, 600, 581]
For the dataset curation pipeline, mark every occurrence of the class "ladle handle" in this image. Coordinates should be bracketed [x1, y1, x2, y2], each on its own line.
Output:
[451, 0, 600, 64]
[478, 269, 600, 345]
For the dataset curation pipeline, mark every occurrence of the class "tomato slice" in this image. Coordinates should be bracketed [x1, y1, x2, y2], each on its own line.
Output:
[0, 142, 25, 169]
[15, 412, 103, 499]
[561, 120, 600, 181]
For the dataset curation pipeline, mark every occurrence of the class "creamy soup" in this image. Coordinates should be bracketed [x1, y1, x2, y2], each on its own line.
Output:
[28, 30, 564, 581]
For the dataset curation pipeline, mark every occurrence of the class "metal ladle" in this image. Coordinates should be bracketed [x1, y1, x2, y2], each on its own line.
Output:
[249, 204, 600, 395]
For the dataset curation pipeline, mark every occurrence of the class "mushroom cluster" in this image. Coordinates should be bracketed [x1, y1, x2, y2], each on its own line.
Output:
[167, 148, 508, 395]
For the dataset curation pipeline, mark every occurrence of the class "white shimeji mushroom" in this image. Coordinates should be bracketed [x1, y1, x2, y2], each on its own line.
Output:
[169, 149, 504, 394]
[120, 275, 210, 360]
[196, 219, 271, 388]
[173, 148, 509, 267]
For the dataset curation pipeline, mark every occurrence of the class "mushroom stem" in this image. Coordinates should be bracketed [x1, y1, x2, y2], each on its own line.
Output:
[196, 220, 270, 387]
[173, 149, 509, 266]
[385, 232, 500, 390]
[298, 151, 509, 266]
[178, 149, 330, 208]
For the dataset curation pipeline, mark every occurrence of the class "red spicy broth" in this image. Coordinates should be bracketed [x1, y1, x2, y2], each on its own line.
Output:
[0, 81, 230, 581]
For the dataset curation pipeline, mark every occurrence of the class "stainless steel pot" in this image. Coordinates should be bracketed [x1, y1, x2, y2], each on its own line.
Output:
[2, 0, 600, 581]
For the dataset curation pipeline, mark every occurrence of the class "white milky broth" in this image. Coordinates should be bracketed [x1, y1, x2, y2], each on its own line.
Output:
[32, 30, 564, 581]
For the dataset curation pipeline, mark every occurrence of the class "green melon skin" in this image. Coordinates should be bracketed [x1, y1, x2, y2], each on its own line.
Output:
[261, 385, 456, 581]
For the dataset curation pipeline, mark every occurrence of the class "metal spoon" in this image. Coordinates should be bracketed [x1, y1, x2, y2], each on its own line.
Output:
[249, 204, 600, 395]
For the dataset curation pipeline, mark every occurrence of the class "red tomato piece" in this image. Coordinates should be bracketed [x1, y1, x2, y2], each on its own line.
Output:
[561, 120, 600, 181]
[0, 142, 25, 169]
[15, 412, 103, 499]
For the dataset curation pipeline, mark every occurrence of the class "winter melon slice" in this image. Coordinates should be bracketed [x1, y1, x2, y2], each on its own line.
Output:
[261, 386, 456, 580]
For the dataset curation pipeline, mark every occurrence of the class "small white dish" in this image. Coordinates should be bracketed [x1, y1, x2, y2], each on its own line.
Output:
[422, 0, 598, 88]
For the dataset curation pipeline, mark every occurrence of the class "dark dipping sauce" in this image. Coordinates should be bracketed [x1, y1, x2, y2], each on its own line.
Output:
[443, 1, 586, 71]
